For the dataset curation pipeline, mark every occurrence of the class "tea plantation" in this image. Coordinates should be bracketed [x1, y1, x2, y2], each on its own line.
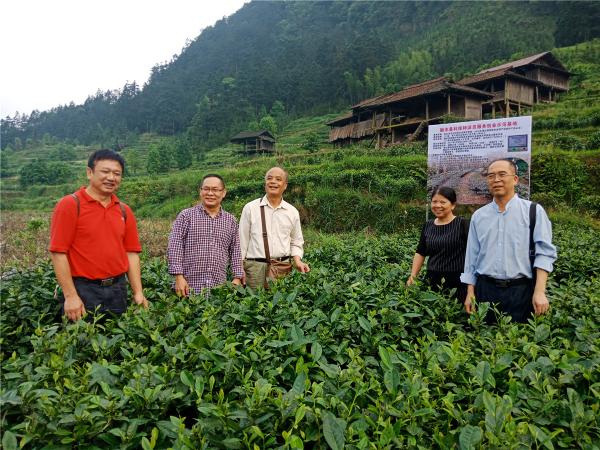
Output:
[1, 223, 599, 449]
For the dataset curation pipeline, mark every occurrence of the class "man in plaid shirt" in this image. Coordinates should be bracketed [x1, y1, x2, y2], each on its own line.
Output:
[167, 174, 243, 295]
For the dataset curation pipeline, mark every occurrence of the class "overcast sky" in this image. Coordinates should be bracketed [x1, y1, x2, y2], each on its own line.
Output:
[1, 0, 247, 118]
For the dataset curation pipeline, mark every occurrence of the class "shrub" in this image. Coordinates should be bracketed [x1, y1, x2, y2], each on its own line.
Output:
[379, 176, 420, 200]
[387, 142, 427, 156]
[530, 191, 566, 210]
[576, 194, 600, 217]
[301, 131, 321, 153]
[547, 132, 585, 151]
[586, 130, 600, 150]
[531, 152, 588, 204]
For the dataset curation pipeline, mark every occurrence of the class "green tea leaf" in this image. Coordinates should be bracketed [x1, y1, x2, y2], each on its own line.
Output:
[534, 324, 551, 342]
[180, 371, 194, 388]
[1, 431, 18, 450]
[383, 369, 400, 395]
[378, 346, 392, 371]
[311, 342, 323, 361]
[358, 316, 371, 333]
[459, 425, 482, 450]
[322, 411, 346, 450]
[289, 434, 304, 449]
[222, 437, 242, 449]
[141, 437, 153, 450]
[330, 307, 341, 322]
[528, 424, 554, 450]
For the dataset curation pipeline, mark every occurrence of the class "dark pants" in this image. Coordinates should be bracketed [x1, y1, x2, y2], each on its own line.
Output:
[475, 275, 534, 324]
[59, 276, 128, 318]
[426, 270, 467, 302]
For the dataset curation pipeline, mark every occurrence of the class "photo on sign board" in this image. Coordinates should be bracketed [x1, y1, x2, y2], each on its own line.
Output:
[508, 134, 528, 152]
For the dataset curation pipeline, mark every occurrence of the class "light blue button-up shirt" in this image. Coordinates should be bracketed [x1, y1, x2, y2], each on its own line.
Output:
[460, 194, 557, 285]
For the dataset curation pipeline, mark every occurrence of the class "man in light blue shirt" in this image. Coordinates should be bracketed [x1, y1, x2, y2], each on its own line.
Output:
[461, 158, 557, 323]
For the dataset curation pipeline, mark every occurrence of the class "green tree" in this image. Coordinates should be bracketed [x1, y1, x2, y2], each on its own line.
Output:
[146, 143, 171, 174]
[1, 150, 11, 177]
[301, 131, 320, 153]
[174, 139, 192, 170]
[126, 148, 142, 175]
[53, 144, 77, 161]
[270, 100, 287, 133]
[19, 160, 74, 187]
[259, 115, 277, 136]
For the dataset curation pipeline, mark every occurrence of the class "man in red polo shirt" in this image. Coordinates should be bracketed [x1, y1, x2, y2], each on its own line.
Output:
[49, 149, 148, 321]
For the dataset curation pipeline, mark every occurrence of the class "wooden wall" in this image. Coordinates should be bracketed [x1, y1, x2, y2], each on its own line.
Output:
[506, 79, 534, 105]
[450, 95, 465, 117]
[465, 97, 482, 119]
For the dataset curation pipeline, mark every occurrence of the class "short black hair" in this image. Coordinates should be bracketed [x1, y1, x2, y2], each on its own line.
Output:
[88, 149, 125, 172]
[200, 173, 225, 189]
[487, 158, 517, 175]
[431, 185, 457, 204]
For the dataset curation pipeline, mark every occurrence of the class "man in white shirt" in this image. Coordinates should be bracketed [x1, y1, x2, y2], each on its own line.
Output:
[239, 167, 310, 289]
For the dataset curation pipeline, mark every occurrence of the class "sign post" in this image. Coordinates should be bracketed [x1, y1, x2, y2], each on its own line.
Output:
[427, 116, 532, 205]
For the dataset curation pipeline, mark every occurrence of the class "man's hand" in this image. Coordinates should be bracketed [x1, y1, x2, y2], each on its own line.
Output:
[406, 275, 416, 286]
[532, 291, 549, 316]
[175, 275, 190, 297]
[464, 285, 476, 314]
[132, 291, 149, 308]
[295, 260, 310, 273]
[533, 269, 550, 316]
[232, 278, 242, 286]
[64, 294, 86, 321]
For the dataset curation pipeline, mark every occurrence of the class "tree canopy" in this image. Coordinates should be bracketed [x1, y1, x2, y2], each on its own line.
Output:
[2, 1, 599, 150]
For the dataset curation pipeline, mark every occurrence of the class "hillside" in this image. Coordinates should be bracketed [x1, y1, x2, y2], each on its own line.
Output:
[1, 40, 599, 230]
[2, 1, 600, 153]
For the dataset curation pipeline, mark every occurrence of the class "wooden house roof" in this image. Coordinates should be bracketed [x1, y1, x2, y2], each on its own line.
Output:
[325, 111, 355, 126]
[352, 77, 493, 110]
[230, 130, 275, 143]
[478, 51, 570, 74]
[458, 68, 542, 86]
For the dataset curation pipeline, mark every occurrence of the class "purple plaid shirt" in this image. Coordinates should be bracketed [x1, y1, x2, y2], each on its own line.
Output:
[167, 205, 243, 292]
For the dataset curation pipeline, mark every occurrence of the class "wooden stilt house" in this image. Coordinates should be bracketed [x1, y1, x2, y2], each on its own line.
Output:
[328, 77, 493, 147]
[230, 130, 276, 154]
[458, 51, 570, 117]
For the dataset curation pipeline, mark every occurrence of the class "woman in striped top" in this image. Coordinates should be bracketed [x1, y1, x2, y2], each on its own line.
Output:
[407, 186, 469, 301]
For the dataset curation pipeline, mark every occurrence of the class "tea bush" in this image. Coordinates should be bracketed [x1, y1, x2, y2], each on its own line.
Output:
[1, 223, 599, 449]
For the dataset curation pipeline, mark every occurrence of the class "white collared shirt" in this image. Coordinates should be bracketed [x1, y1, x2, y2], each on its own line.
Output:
[239, 196, 304, 260]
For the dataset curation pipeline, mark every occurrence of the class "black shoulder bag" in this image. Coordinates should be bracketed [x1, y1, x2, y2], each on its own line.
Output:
[529, 202, 537, 285]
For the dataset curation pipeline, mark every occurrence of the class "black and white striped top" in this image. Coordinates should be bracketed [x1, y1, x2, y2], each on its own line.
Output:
[416, 217, 469, 272]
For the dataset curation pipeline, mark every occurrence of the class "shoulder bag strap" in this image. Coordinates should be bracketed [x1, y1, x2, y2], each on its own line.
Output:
[70, 192, 80, 216]
[119, 202, 127, 222]
[260, 205, 271, 261]
[72, 192, 127, 222]
[529, 202, 537, 284]
[461, 217, 469, 243]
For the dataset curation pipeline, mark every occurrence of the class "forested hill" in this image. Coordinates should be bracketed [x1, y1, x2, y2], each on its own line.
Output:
[2, 1, 599, 152]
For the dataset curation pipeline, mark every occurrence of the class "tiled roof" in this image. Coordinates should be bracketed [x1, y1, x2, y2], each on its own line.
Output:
[230, 130, 275, 142]
[352, 77, 492, 110]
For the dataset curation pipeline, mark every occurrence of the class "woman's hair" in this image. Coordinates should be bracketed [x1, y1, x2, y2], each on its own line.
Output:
[431, 185, 457, 204]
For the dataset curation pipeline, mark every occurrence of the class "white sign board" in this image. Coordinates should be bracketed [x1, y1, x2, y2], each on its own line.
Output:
[427, 116, 532, 205]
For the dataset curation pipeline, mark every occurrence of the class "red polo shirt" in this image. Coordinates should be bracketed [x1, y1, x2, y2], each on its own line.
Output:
[49, 187, 142, 279]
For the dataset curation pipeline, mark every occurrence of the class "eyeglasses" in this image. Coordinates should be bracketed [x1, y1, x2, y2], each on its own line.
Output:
[485, 171, 515, 181]
[201, 187, 224, 193]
